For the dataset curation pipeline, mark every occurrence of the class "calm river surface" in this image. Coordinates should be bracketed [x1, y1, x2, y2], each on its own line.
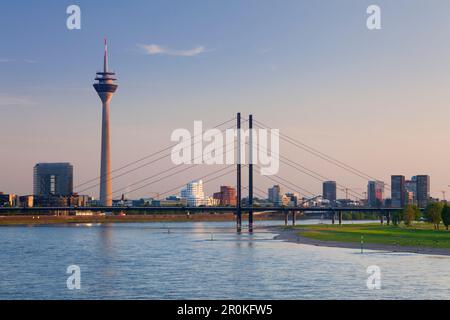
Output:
[0, 220, 449, 300]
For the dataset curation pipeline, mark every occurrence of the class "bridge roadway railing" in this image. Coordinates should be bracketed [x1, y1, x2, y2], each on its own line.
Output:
[0, 206, 410, 214]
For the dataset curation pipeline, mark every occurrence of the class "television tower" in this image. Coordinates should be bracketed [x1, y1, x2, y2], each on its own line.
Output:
[93, 39, 118, 206]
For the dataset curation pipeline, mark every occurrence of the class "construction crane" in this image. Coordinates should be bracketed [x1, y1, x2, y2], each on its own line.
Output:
[339, 187, 364, 200]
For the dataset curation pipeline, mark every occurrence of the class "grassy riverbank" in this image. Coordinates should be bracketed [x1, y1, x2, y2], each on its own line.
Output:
[287, 223, 450, 249]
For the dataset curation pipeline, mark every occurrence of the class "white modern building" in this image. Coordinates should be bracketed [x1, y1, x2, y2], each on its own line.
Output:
[180, 179, 207, 207]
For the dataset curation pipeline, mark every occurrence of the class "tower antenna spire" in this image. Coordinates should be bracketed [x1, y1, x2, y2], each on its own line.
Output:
[104, 37, 108, 73]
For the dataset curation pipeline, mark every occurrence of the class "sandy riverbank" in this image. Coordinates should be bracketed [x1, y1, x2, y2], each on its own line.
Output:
[271, 227, 450, 256]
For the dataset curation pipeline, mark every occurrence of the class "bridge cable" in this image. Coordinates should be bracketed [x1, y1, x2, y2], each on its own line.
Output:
[112, 140, 241, 199]
[76, 121, 242, 194]
[74, 117, 237, 190]
[251, 141, 365, 199]
[254, 119, 390, 189]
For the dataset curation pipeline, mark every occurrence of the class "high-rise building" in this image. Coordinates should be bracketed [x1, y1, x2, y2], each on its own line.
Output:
[33, 163, 73, 196]
[416, 175, 430, 208]
[213, 186, 237, 206]
[405, 178, 417, 204]
[180, 180, 207, 207]
[391, 175, 405, 208]
[268, 185, 282, 206]
[93, 39, 118, 206]
[367, 181, 384, 207]
[322, 181, 337, 203]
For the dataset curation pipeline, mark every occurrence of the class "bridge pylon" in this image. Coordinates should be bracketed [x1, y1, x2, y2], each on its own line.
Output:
[236, 113, 242, 233]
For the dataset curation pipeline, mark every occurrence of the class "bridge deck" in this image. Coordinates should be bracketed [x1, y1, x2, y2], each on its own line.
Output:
[0, 206, 408, 213]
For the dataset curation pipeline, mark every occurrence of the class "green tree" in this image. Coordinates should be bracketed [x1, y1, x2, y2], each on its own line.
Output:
[442, 204, 450, 231]
[425, 202, 444, 230]
[392, 211, 401, 226]
[402, 205, 420, 226]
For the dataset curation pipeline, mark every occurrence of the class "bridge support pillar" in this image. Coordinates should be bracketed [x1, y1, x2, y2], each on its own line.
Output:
[338, 211, 342, 226]
[331, 212, 335, 225]
[380, 214, 384, 225]
[248, 114, 254, 233]
[386, 211, 391, 226]
[292, 211, 296, 226]
[236, 112, 242, 233]
[284, 211, 288, 226]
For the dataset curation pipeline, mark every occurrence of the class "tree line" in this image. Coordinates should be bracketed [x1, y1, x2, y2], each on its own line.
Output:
[392, 203, 450, 230]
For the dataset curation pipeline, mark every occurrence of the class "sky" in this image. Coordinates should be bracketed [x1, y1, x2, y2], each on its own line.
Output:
[2, 0, 450, 200]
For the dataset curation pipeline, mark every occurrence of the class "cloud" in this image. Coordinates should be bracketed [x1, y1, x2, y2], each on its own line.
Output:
[0, 58, 16, 63]
[138, 44, 208, 57]
[259, 48, 272, 54]
[0, 94, 34, 107]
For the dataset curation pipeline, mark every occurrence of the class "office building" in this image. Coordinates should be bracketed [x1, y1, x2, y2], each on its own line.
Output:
[213, 186, 237, 206]
[367, 181, 384, 207]
[180, 180, 207, 207]
[268, 185, 282, 206]
[406, 191, 415, 205]
[33, 163, 73, 196]
[322, 181, 337, 203]
[391, 175, 405, 208]
[405, 178, 417, 204]
[280, 194, 290, 206]
[0, 192, 16, 207]
[18, 195, 34, 208]
[285, 193, 300, 207]
[416, 175, 430, 208]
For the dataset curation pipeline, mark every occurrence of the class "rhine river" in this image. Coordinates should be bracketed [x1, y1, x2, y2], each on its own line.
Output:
[0, 220, 449, 299]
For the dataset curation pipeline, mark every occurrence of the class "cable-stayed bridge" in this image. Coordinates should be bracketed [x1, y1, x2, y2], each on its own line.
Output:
[2, 113, 408, 232]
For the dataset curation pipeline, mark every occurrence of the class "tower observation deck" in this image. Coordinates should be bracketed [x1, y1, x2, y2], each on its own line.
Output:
[93, 39, 118, 206]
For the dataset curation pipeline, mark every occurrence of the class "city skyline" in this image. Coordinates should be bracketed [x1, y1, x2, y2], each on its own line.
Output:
[2, 1, 450, 199]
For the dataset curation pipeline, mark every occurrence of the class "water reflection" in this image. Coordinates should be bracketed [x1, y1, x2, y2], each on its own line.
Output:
[0, 220, 449, 299]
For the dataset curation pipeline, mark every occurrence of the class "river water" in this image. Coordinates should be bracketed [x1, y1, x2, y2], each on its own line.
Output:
[0, 220, 449, 299]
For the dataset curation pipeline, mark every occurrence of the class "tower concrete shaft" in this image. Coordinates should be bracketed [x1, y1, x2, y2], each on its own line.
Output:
[93, 39, 118, 206]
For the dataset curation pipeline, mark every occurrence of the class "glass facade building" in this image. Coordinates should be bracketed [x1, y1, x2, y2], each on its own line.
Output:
[391, 175, 405, 208]
[416, 175, 430, 208]
[33, 163, 73, 196]
[322, 181, 337, 204]
[367, 180, 384, 207]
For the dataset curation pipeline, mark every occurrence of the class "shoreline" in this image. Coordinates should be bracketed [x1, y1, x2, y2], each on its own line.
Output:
[4, 215, 450, 257]
[0, 213, 282, 226]
[271, 226, 450, 257]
